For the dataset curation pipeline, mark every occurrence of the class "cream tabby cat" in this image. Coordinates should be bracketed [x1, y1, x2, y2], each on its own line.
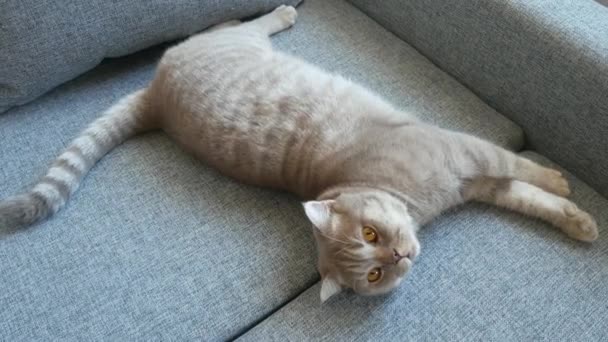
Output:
[0, 5, 598, 302]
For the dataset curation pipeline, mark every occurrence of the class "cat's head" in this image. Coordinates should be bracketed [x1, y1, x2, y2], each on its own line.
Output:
[304, 189, 420, 302]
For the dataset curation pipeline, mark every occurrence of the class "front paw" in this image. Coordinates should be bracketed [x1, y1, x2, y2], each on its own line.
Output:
[541, 168, 571, 197]
[561, 204, 598, 242]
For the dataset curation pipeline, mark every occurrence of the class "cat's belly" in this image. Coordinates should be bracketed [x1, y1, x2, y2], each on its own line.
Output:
[153, 56, 341, 195]
[150, 34, 413, 199]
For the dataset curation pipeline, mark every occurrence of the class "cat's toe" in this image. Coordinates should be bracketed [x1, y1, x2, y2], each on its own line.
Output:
[543, 169, 571, 197]
[562, 206, 598, 242]
[274, 5, 297, 26]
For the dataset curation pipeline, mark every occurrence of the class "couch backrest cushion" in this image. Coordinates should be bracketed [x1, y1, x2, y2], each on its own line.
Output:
[0, 0, 301, 113]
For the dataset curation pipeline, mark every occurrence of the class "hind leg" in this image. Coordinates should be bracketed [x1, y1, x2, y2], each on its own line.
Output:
[197, 5, 296, 51]
[183, 5, 296, 48]
[205, 19, 242, 33]
[242, 5, 297, 36]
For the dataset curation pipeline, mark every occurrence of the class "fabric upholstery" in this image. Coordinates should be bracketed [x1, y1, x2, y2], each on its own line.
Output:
[0, 0, 523, 340]
[348, 0, 608, 198]
[239, 151, 608, 341]
[0, 0, 302, 113]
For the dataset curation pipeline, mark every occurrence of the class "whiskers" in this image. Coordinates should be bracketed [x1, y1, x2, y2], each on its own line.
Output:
[334, 244, 348, 256]
[323, 233, 370, 270]
[319, 231, 351, 246]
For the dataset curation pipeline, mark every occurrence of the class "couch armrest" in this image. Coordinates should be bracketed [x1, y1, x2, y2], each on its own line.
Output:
[349, 0, 608, 196]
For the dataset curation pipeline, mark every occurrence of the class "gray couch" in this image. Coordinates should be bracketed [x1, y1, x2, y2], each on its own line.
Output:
[1, 0, 607, 340]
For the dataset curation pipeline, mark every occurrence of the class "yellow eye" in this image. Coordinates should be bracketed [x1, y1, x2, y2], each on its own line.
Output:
[367, 268, 382, 283]
[362, 226, 378, 242]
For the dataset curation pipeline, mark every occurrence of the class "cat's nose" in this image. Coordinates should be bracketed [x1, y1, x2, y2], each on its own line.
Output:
[393, 249, 406, 263]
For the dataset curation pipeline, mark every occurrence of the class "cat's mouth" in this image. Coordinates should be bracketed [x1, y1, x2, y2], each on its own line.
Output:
[394, 241, 420, 264]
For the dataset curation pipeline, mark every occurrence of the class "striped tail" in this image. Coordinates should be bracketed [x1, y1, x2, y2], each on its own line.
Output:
[0, 89, 152, 229]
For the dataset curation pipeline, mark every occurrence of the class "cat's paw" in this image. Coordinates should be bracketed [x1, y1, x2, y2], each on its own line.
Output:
[273, 5, 298, 27]
[541, 169, 571, 197]
[561, 204, 598, 242]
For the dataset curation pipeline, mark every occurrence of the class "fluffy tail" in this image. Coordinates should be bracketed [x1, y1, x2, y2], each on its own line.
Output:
[0, 89, 152, 229]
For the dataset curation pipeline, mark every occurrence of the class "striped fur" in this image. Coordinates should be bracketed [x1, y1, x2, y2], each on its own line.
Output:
[0, 89, 150, 228]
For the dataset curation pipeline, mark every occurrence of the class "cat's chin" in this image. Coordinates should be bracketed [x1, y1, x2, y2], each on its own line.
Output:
[353, 277, 405, 297]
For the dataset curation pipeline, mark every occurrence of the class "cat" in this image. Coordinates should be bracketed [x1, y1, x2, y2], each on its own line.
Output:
[0, 5, 598, 302]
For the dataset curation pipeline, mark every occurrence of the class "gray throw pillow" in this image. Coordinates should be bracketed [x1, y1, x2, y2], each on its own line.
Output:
[0, 0, 301, 113]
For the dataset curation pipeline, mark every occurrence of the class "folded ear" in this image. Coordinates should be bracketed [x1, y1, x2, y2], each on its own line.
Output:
[320, 275, 342, 303]
[303, 200, 335, 233]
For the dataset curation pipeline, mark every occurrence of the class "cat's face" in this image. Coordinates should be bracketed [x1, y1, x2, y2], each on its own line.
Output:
[304, 190, 420, 302]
